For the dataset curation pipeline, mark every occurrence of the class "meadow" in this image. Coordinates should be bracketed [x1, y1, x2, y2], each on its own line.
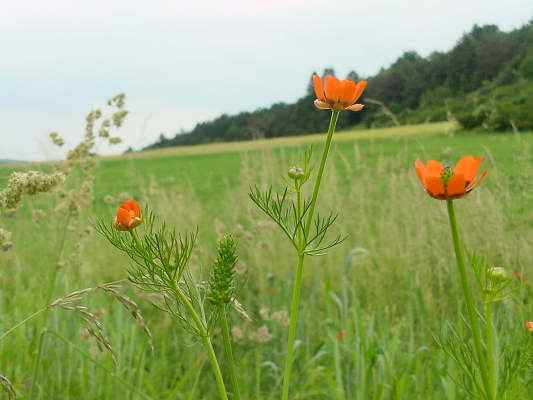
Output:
[0, 121, 532, 399]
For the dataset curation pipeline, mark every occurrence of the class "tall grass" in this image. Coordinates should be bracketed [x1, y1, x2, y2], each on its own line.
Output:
[0, 132, 532, 399]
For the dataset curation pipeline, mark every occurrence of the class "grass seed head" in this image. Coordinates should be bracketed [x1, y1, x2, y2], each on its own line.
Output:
[252, 325, 272, 344]
[0, 373, 15, 400]
[208, 233, 239, 306]
[49, 131, 65, 147]
[0, 171, 65, 210]
[0, 228, 13, 252]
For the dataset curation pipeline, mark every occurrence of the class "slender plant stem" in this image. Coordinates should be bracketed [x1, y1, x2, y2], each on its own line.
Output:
[220, 307, 241, 400]
[281, 254, 305, 400]
[304, 110, 340, 239]
[170, 283, 229, 400]
[130, 229, 227, 399]
[296, 185, 303, 244]
[201, 335, 229, 400]
[45, 330, 153, 400]
[46, 213, 72, 303]
[255, 347, 262, 400]
[485, 301, 497, 399]
[1, 278, 126, 343]
[446, 200, 492, 399]
[281, 110, 340, 400]
[29, 329, 48, 399]
[0, 307, 48, 342]
[333, 334, 345, 400]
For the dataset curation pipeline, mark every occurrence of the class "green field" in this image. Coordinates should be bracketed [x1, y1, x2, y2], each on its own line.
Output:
[1, 123, 532, 399]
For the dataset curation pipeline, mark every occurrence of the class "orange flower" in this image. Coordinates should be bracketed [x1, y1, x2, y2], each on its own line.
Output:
[414, 156, 487, 200]
[525, 320, 533, 333]
[113, 199, 142, 231]
[313, 74, 367, 111]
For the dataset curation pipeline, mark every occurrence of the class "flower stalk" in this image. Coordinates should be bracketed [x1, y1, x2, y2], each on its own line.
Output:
[484, 300, 497, 399]
[446, 200, 493, 399]
[220, 307, 241, 400]
[303, 110, 340, 239]
[249, 75, 365, 400]
[169, 280, 229, 400]
[281, 110, 340, 400]
[98, 210, 231, 400]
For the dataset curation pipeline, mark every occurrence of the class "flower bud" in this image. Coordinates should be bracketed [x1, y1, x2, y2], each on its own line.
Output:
[525, 320, 533, 333]
[288, 166, 304, 180]
[113, 199, 142, 231]
[488, 267, 508, 283]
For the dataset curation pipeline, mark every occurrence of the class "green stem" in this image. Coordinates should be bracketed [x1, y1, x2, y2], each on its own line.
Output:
[130, 230, 227, 399]
[281, 254, 305, 400]
[170, 284, 229, 400]
[29, 329, 47, 399]
[485, 301, 497, 399]
[333, 334, 345, 400]
[295, 185, 303, 244]
[220, 307, 241, 400]
[0, 307, 48, 342]
[45, 330, 152, 400]
[304, 110, 340, 240]
[255, 347, 262, 400]
[46, 213, 71, 303]
[446, 200, 492, 399]
[281, 110, 340, 400]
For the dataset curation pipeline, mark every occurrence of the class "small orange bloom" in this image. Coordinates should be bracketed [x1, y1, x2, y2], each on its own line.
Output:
[414, 156, 487, 200]
[525, 320, 533, 333]
[313, 74, 367, 111]
[114, 199, 142, 231]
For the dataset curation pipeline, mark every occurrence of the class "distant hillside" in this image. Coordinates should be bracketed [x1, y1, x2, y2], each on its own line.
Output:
[0, 159, 22, 164]
[145, 20, 533, 151]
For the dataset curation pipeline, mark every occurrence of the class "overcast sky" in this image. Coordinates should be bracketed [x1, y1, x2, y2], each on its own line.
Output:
[2, 0, 532, 160]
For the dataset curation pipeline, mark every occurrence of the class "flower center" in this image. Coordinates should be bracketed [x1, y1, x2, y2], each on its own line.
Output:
[440, 166, 454, 187]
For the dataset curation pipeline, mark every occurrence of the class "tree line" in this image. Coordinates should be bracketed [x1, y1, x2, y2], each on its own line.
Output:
[144, 20, 533, 151]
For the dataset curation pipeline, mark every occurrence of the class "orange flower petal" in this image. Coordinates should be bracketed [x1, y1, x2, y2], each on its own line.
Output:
[426, 160, 444, 178]
[348, 80, 367, 105]
[324, 75, 340, 103]
[415, 160, 427, 184]
[121, 199, 141, 217]
[114, 199, 142, 230]
[447, 174, 466, 197]
[339, 80, 357, 106]
[424, 176, 445, 198]
[312, 75, 325, 101]
[466, 170, 488, 192]
[345, 104, 364, 112]
[114, 207, 133, 231]
[314, 99, 331, 110]
[454, 156, 483, 185]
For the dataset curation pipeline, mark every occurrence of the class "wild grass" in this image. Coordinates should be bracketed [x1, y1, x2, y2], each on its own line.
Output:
[0, 125, 532, 399]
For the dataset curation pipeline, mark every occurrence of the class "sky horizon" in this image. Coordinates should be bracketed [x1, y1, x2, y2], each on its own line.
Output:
[2, 0, 532, 161]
